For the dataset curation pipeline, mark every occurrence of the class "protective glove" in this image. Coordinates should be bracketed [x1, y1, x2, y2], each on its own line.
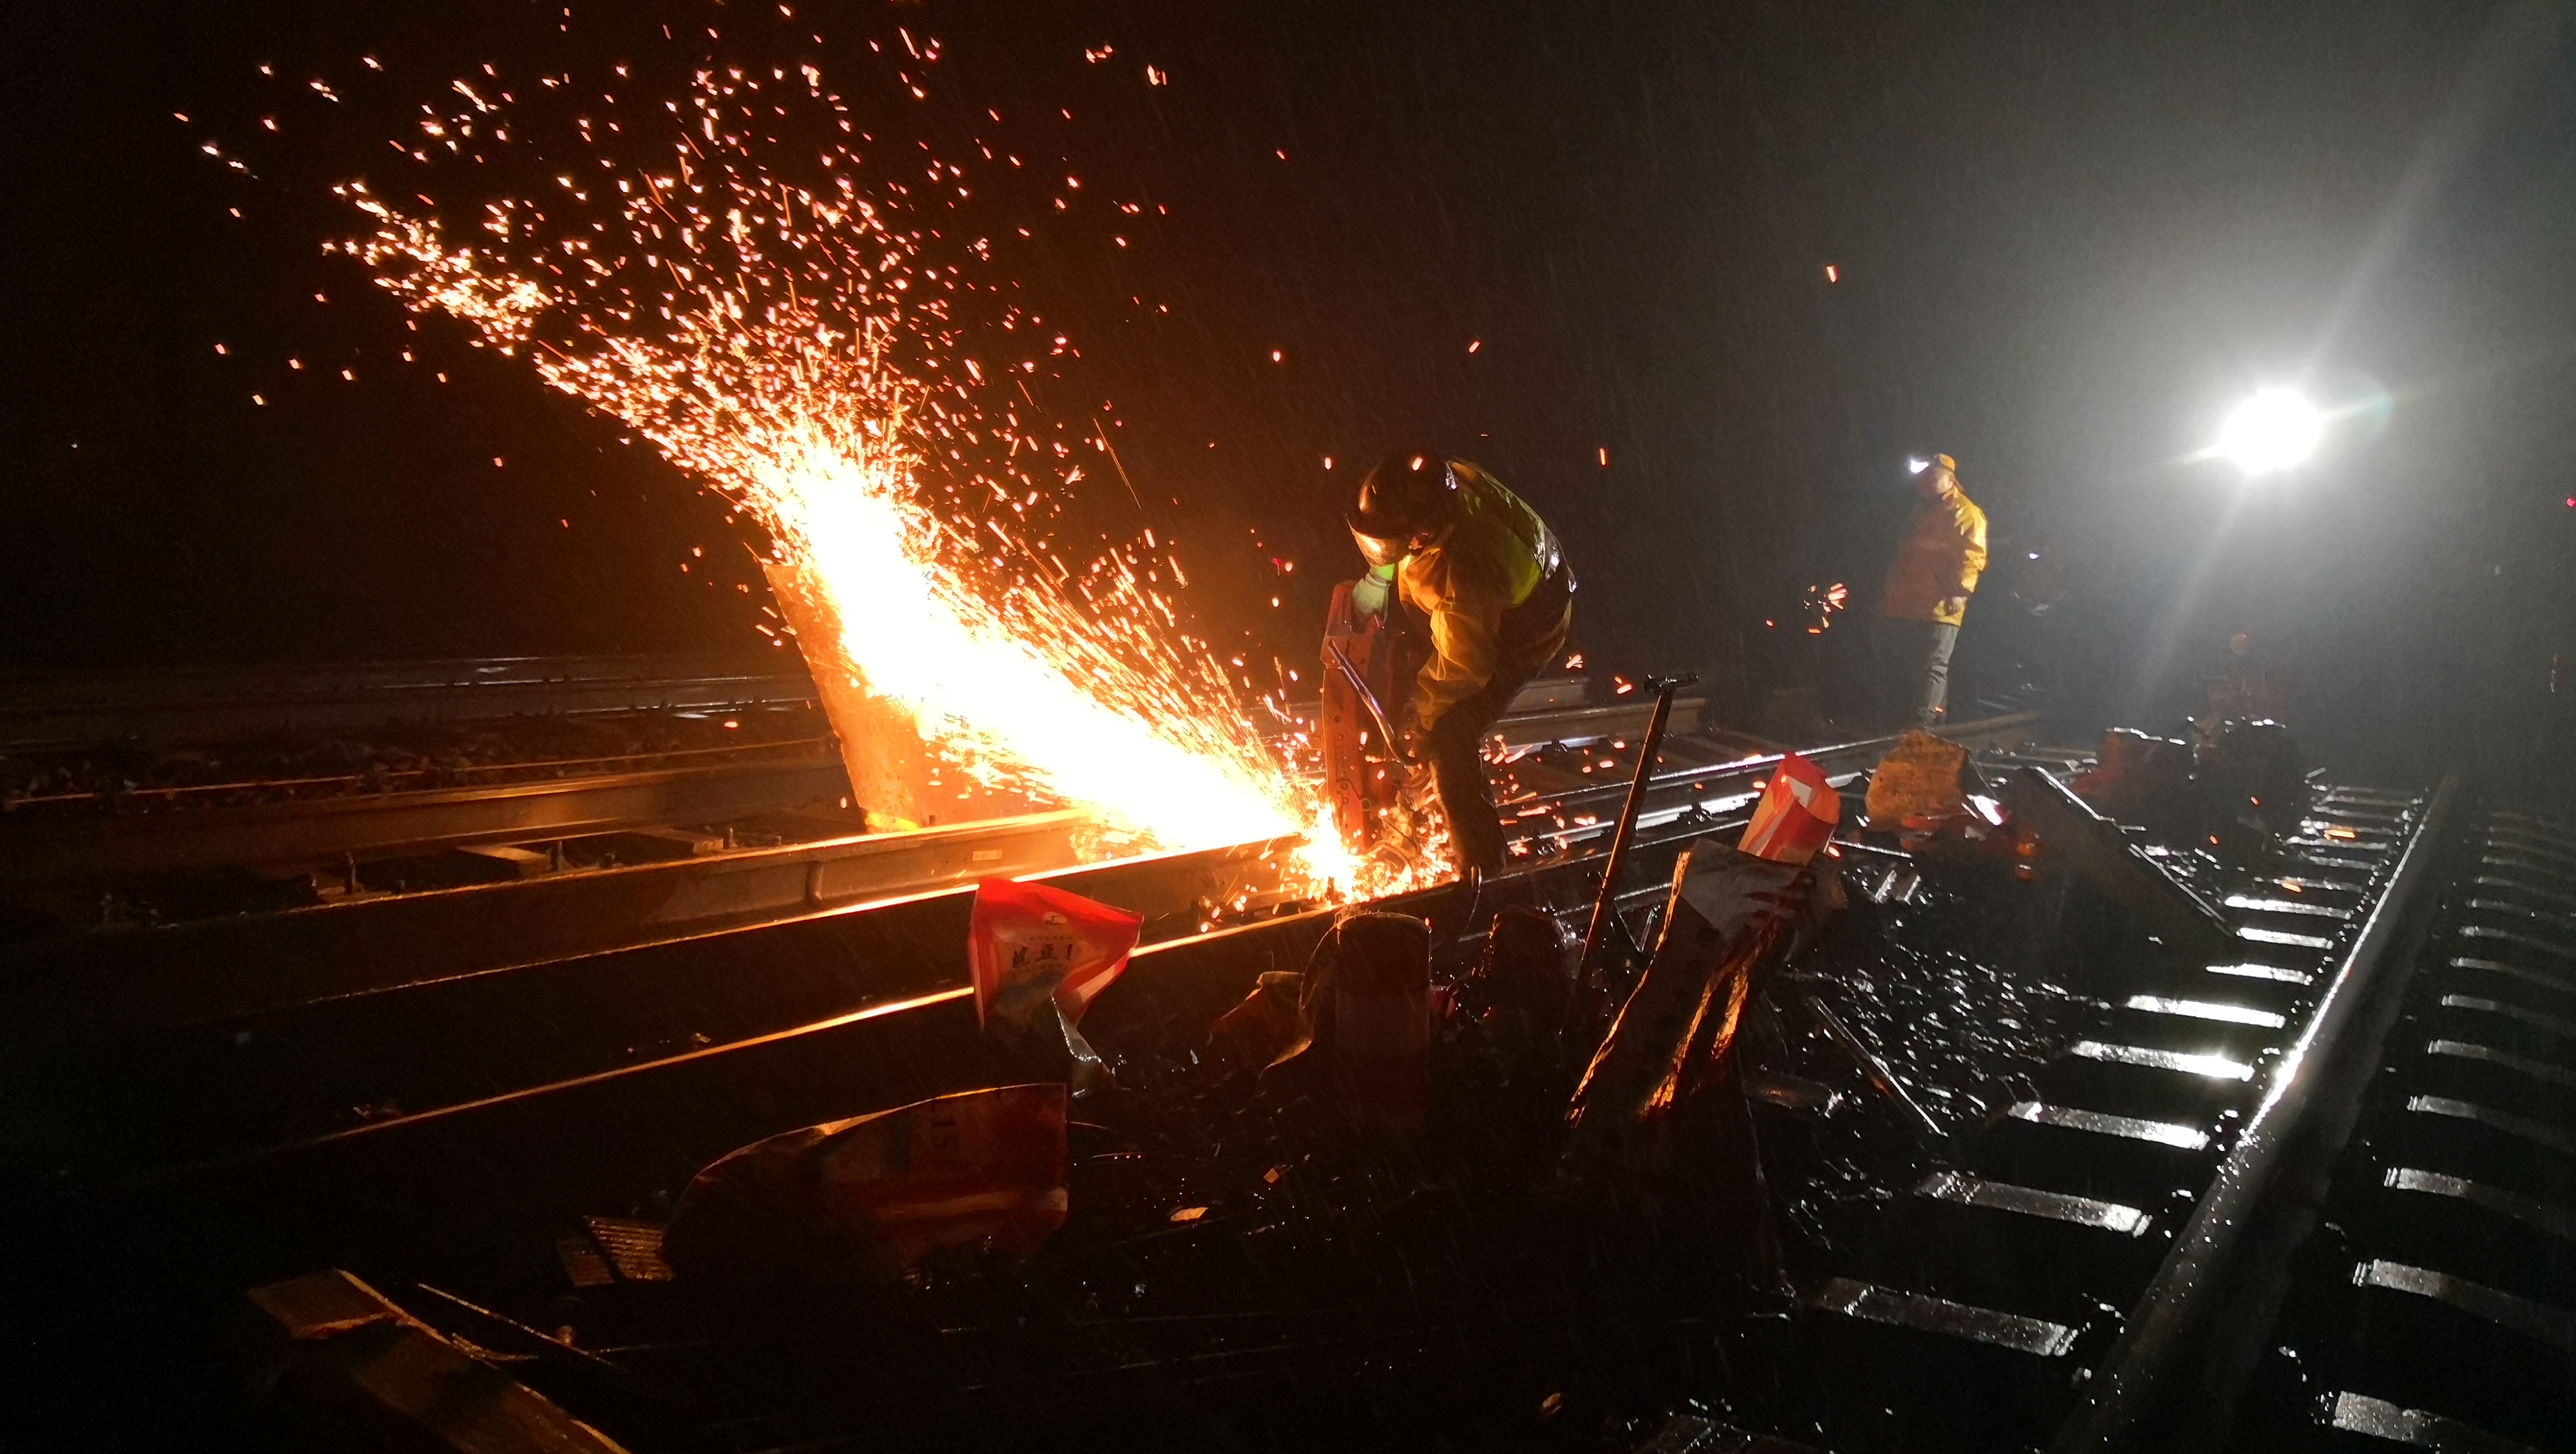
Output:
[1350, 569, 1392, 618]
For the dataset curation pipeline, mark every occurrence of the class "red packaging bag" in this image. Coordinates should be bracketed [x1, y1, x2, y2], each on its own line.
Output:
[1324, 913, 1432, 1133]
[663, 1083, 1070, 1283]
[813, 1083, 1070, 1264]
[1739, 752, 1840, 865]
[968, 879, 1145, 1031]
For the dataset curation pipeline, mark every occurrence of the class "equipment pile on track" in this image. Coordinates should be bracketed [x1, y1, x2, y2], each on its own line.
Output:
[2, 693, 2547, 1454]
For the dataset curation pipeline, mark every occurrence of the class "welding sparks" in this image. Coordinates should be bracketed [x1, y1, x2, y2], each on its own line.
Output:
[1801, 581, 1850, 634]
[336, 57, 1412, 893]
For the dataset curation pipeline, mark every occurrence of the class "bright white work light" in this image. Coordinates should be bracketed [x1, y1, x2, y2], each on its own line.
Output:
[1906, 456, 1931, 475]
[2215, 388, 2323, 475]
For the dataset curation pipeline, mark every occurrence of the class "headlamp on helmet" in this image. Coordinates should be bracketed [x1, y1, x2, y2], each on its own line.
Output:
[1347, 452, 1460, 568]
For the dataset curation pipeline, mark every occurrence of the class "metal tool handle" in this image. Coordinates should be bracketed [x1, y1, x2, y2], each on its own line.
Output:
[1805, 993, 1948, 1152]
[1322, 637, 1402, 754]
[1575, 673, 1696, 986]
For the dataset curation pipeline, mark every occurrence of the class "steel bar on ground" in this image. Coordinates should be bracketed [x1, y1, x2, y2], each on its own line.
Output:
[1806, 992, 1950, 1151]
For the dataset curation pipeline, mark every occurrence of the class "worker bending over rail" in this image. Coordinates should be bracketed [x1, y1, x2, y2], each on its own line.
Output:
[1346, 452, 1576, 874]
[1879, 452, 1988, 728]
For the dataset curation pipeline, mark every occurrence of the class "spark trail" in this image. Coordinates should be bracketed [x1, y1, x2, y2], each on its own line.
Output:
[340, 58, 1377, 880]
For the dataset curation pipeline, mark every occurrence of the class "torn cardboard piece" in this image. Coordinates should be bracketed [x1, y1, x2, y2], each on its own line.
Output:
[663, 1083, 1070, 1286]
[1864, 730, 1971, 829]
[244, 1269, 632, 1453]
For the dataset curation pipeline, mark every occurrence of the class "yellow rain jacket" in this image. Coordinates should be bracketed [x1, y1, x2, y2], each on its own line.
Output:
[1366, 462, 1568, 733]
[1882, 486, 1988, 626]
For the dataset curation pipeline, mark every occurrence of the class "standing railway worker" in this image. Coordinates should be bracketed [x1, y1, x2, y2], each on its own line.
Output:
[1879, 452, 1988, 728]
[1344, 452, 1576, 875]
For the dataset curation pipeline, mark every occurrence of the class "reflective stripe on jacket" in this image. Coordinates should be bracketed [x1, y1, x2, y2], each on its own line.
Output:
[1881, 489, 1988, 626]
[1389, 463, 1565, 732]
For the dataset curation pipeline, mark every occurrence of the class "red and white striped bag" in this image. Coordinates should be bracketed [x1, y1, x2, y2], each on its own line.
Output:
[1739, 752, 1840, 865]
[967, 878, 1144, 1031]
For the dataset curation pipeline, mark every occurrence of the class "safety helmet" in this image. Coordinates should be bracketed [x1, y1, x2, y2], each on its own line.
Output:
[1348, 452, 1461, 568]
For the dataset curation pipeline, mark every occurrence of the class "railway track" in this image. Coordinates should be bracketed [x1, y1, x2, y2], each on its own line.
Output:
[126, 750, 2436, 1454]
[2218, 807, 2576, 1453]
[1788, 781, 2447, 1450]
[0, 809, 1094, 1059]
[0, 744, 852, 889]
[0, 661, 2027, 1064]
[32, 710, 2501, 1454]
[0, 713, 2038, 1193]
[0, 663, 1713, 933]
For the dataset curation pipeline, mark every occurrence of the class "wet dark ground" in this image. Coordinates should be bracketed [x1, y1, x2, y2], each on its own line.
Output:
[2225, 810, 2576, 1453]
[0, 705, 2377, 1453]
[1763, 871, 2107, 1274]
[206, 855, 2153, 1454]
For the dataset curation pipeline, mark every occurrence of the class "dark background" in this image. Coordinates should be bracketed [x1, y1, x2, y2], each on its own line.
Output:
[5, 1, 2573, 782]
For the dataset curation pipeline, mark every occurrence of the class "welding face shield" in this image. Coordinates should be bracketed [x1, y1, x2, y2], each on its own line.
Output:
[1348, 453, 1461, 569]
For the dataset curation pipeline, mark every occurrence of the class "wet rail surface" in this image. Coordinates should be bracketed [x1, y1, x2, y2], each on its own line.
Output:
[3, 734, 2473, 1454]
[0, 682, 1929, 1033]
[1733, 785, 2431, 1450]
[2225, 809, 2576, 1454]
[364, 770, 2430, 1454]
[0, 717, 2038, 1190]
[0, 832, 1293, 1189]
[0, 653, 823, 752]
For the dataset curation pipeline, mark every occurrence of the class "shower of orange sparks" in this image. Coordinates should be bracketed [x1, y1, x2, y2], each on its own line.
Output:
[333, 58, 1433, 898]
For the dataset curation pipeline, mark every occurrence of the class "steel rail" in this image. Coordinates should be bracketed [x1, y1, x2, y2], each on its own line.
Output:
[0, 772, 1774, 1076]
[0, 753, 850, 886]
[0, 809, 1098, 1056]
[0, 715, 2038, 1059]
[1, 735, 835, 811]
[1487, 694, 1707, 749]
[99, 879, 1418, 1189]
[1504, 711, 2042, 845]
[32, 785, 1769, 1193]
[0, 653, 820, 751]
[0, 710, 2044, 1187]
[2050, 773, 2459, 1453]
[172, 984, 983, 1175]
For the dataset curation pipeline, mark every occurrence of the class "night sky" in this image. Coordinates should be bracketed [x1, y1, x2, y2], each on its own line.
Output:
[7, 1, 2573, 778]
